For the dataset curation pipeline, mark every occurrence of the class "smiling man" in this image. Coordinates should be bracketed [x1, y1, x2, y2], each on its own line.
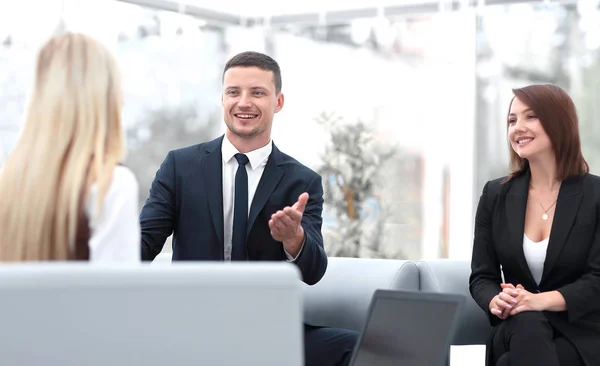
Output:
[139, 51, 358, 366]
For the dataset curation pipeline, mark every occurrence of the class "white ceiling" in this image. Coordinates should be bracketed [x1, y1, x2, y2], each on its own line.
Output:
[159, 0, 422, 17]
[121, 0, 563, 27]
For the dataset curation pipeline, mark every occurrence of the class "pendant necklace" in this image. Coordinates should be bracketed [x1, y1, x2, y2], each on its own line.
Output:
[531, 181, 560, 221]
[538, 199, 557, 221]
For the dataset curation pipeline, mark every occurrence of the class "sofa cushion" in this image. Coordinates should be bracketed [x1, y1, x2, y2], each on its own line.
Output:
[417, 259, 491, 345]
[302, 257, 419, 332]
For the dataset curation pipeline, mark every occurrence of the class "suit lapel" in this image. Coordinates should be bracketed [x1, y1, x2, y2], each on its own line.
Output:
[505, 172, 537, 287]
[202, 137, 224, 247]
[541, 176, 583, 284]
[247, 144, 284, 237]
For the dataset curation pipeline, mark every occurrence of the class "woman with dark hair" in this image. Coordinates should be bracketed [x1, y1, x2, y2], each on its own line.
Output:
[469, 84, 600, 366]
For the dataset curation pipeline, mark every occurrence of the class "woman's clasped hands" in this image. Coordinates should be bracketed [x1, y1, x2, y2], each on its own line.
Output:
[489, 283, 546, 319]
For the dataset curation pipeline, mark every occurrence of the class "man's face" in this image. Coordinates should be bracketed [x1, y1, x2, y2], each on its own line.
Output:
[221, 66, 284, 144]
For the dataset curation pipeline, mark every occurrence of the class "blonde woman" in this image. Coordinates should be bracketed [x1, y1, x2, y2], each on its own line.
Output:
[0, 33, 140, 262]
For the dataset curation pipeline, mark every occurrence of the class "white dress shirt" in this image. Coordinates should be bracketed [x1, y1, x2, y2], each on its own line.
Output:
[221, 136, 303, 261]
[86, 165, 141, 262]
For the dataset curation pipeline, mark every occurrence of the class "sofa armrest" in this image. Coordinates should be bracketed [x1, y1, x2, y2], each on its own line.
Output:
[417, 259, 490, 345]
[303, 257, 419, 331]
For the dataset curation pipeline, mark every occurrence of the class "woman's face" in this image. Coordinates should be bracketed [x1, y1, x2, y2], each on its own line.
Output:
[507, 97, 553, 160]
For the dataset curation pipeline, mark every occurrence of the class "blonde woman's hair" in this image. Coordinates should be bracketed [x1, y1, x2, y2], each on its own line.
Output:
[0, 33, 125, 261]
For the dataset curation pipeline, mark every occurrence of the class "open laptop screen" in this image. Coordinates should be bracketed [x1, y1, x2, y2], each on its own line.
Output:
[350, 290, 464, 366]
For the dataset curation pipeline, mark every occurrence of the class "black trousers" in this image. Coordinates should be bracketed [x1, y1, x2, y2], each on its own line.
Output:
[491, 312, 584, 366]
[304, 324, 359, 366]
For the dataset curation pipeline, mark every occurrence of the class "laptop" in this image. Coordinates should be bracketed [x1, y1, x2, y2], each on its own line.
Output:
[349, 289, 465, 366]
[0, 262, 303, 366]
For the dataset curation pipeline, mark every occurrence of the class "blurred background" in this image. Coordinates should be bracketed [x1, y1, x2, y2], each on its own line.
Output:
[1, 0, 599, 261]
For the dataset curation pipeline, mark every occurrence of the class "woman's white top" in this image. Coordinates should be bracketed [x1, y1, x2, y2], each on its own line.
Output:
[85, 165, 141, 262]
[523, 234, 548, 285]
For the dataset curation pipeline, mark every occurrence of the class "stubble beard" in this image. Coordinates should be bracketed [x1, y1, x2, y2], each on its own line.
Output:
[226, 119, 266, 139]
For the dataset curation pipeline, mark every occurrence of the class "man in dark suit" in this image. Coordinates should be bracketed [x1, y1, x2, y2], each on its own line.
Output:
[140, 51, 358, 366]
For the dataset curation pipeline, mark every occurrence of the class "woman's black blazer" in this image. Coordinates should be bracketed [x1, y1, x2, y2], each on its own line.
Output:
[470, 169, 600, 365]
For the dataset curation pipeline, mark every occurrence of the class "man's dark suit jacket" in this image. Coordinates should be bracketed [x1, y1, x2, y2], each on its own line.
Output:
[140, 135, 328, 285]
[469, 168, 600, 366]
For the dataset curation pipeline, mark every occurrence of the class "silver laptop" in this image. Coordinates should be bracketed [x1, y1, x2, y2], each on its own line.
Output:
[0, 262, 303, 366]
[349, 290, 465, 366]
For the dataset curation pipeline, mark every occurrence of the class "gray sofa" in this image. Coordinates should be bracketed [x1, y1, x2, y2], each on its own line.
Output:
[301, 257, 419, 332]
[152, 254, 491, 346]
[417, 259, 490, 345]
[301, 257, 490, 346]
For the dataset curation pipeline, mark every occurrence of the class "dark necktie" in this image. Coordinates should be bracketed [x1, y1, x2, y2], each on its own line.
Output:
[232, 153, 249, 261]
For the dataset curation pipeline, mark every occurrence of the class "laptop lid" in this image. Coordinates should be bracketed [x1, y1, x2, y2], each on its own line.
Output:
[349, 289, 465, 366]
[0, 262, 303, 366]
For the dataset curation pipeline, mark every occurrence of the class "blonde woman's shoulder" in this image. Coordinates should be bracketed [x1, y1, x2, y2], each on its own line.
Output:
[88, 164, 141, 262]
[111, 165, 139, 191]
[87, 164, 139, 226]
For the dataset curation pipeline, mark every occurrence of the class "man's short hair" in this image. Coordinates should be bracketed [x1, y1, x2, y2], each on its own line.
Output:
[223, 51, 282, 94]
